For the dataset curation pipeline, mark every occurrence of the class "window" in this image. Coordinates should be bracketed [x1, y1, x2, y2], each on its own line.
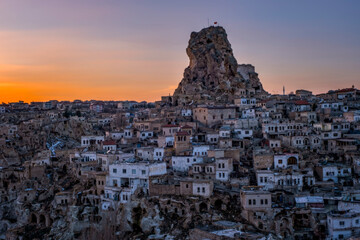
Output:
[265, 199, 268, 204]
[202, 187, 205, 193]
[113, 168, 117, 173]
[260, 177, 263, 183]
[261, 199, 264, 205]
[278, 160, 283, 164]
[113, 179, 118, 186]
[122, 169, 126, 174]
[339, 221, 345, 226]
[253, 199, 256, 205]
[142, 170, 146, 175]
[197, 187, 200, 193]
[248, 199, 252, 205]
[132, 169, 136, 174]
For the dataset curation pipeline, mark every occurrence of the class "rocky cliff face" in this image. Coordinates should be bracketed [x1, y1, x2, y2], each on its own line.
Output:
[173, 26, 267, 105]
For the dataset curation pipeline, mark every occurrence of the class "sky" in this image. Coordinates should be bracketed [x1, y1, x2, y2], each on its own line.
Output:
[0, 0, 359, 103]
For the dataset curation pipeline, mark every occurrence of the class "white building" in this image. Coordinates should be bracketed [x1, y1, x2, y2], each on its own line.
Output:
[256, 169, 314, 191]
[327, 212, 360, 240]
[241, 109, 256, 119]
[171, 156, 204, 172]
[274, 154, 299, 170]
[320, 102, 344, 110]
[216, 158, 233, 182]
[153, 147, 164, 161]
[181, 109, 192, 117]
[331, 122, 350, 132]
[234, 98, 256, 109]
[81, 152, 97, 162]
[106, 131, 125, 140]
[293, 101, 311, 112]
[81, 136, 105, 147]
[124, 128, 134, 139]
[269, 139, 281, 148]
[219, 126, 231, 138]
[290, 135, 321, 149]
[234, 129, 253, 139]
[136, 147, 154, 161]
[193, 145, 210, 157]
[295, 196, 324, 209]
[321, 131, 342, 140]
[104, 161, 167, 206]
[107, 161, 166, 190]
[103, 140, 117, 151]
[137, 131, 154, 141]
[206, 133, 219, 144]
[316, 164, 351, 183]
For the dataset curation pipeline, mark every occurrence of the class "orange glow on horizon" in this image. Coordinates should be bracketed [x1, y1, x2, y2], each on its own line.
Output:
[0, 30, 183, 103]
[0, 27, 357, 103]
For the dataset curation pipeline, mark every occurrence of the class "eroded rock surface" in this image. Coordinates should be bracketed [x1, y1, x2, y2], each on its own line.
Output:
[173, 26, 267, 105]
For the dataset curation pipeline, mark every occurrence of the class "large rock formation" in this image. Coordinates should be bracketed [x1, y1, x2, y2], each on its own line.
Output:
[173, 26, 267, 105]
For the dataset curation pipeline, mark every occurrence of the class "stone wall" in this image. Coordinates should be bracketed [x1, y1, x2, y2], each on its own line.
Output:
[149, 183, 180, 196]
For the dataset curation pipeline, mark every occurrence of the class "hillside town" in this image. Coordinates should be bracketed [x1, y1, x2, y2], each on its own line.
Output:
[0, 26, 359, 240]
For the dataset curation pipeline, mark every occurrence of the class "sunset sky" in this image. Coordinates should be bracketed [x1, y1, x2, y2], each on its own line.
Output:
[0, 0, 359, 103]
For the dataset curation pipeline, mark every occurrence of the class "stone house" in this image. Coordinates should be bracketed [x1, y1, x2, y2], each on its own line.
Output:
[193, 106, 236, 127]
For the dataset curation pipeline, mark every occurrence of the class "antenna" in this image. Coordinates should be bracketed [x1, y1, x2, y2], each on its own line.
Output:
[207, 18, 210, 27]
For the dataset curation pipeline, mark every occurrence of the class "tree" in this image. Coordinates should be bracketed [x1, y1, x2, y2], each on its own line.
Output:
[312, 103, 317, 111]
[63, 110, 71, 118]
